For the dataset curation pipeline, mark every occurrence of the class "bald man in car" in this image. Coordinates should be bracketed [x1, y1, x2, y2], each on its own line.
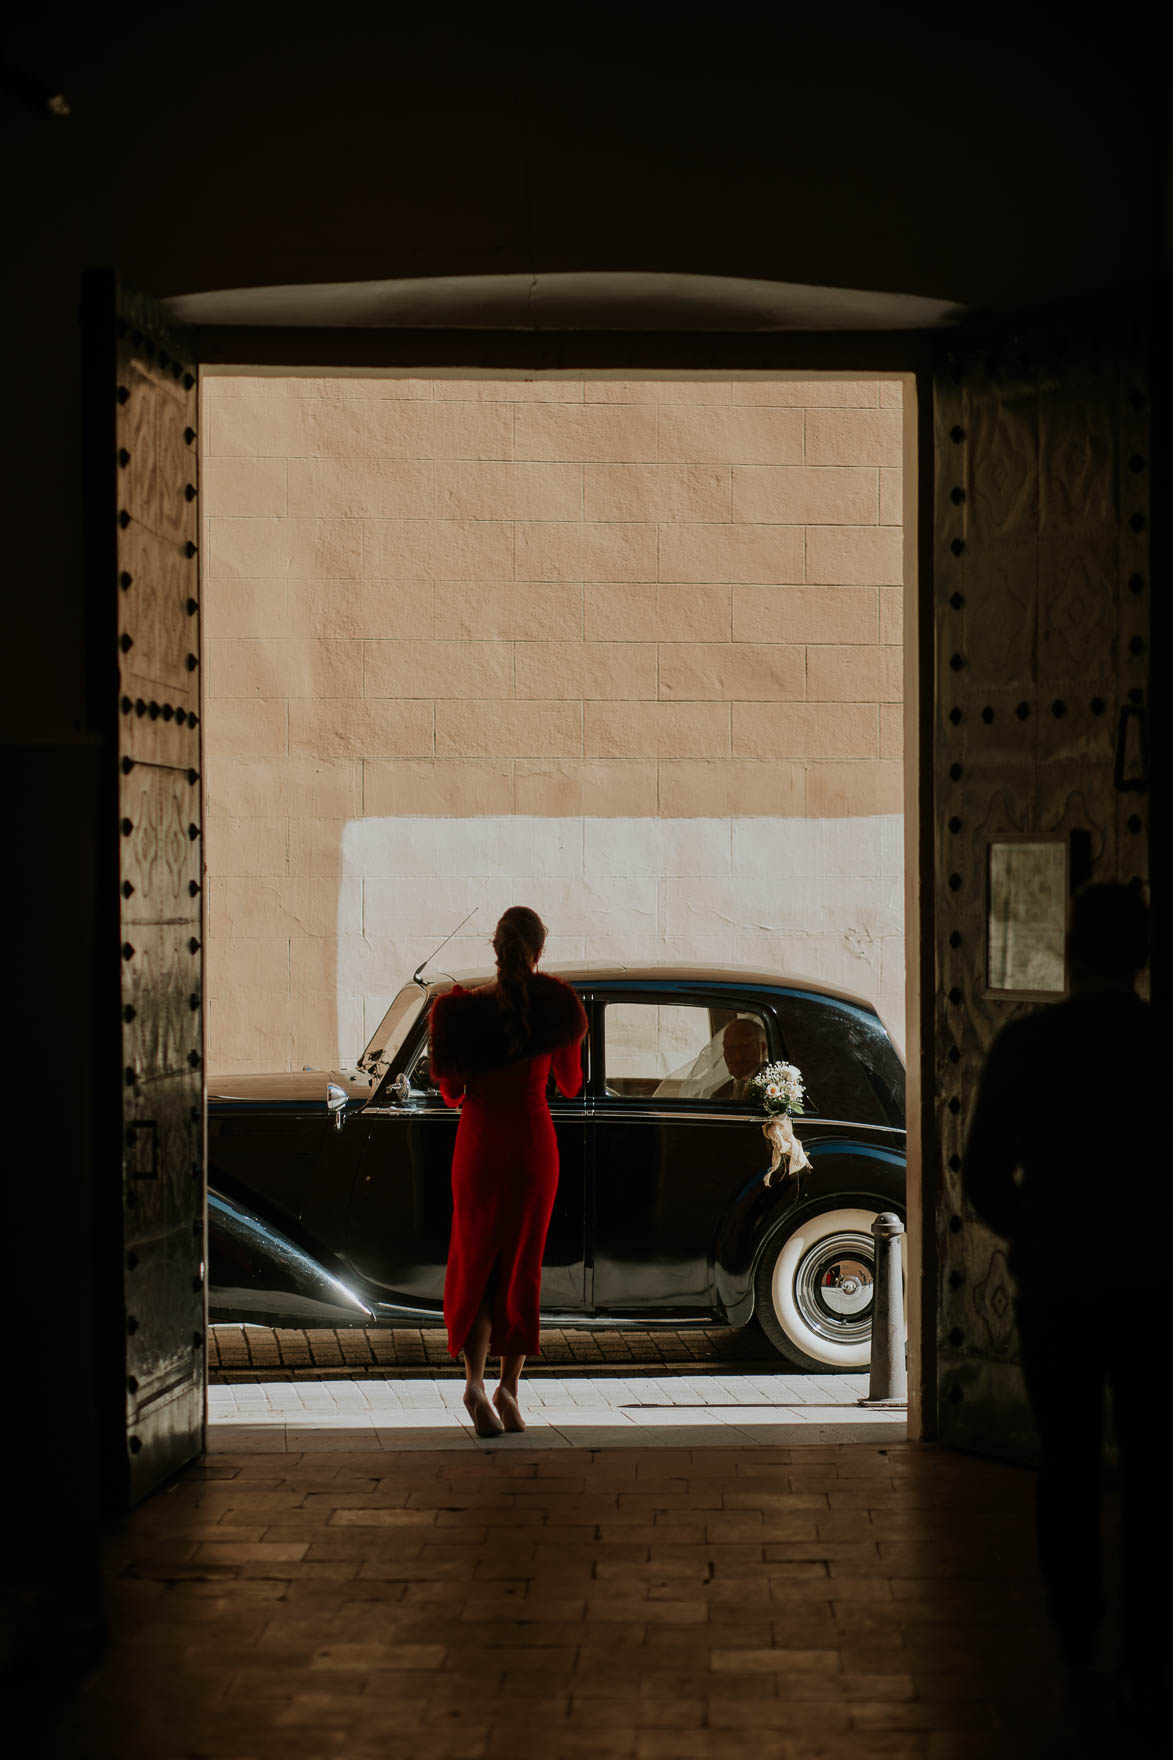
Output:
[712, 1017, 768, 1101]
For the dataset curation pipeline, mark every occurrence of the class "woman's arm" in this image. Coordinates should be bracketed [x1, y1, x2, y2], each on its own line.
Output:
[437, 1072, 465, 1109]
[552, 1035, 585, 1099]
[428, 993, 465, 1107]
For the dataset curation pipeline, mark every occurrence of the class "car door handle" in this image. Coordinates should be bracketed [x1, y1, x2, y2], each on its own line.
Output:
[327, 1083, 348, 1130]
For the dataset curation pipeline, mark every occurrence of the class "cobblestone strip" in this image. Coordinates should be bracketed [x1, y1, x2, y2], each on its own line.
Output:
[208, 1323, 777, 1380]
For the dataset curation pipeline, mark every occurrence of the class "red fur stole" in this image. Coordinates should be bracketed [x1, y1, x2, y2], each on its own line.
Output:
[428, 973, 587, 1077]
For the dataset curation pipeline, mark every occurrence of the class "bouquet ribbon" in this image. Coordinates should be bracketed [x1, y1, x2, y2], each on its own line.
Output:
[762, 1113, 810, 1186]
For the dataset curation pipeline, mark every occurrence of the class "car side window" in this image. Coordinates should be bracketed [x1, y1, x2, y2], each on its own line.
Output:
[603, 1001, 770, 1102]
[774, 994, 905, 1128]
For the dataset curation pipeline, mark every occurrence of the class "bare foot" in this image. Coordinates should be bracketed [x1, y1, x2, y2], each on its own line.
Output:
[463, 1385, 504, 1438]
[493, 1386, 526, 1433]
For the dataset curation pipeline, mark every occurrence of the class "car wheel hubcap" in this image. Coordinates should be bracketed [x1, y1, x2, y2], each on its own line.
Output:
[789, 1230, 875, 1346]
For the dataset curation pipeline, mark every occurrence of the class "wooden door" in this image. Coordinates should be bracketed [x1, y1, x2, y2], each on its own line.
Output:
[931, 301, 1151, 1458]
[96, 280, 206, 1503]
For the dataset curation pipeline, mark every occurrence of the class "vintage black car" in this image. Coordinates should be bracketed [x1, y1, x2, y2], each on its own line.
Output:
[208, 965, 906, 1370]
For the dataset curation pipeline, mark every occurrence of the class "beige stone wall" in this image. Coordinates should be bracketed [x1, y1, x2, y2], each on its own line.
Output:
[202, 376, 904, 1073]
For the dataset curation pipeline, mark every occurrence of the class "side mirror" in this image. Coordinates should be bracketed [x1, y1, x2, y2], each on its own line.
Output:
[390, 1071, 411, 1104]
[327, 1082, 348, 1131]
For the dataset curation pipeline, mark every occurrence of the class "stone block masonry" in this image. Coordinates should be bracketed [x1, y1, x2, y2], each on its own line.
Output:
[201, 376, 905, 1073]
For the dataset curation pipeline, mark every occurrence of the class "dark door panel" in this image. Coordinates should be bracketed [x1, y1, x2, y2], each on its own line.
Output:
[209, 1114, 343, 1253]
[345, 1103, 589, 1314]
[593, 1109, 771, 1313]
[346, 1112, 457, 1309]
[592, 992, 780, 1314]
[932, 304, 1150, 1460]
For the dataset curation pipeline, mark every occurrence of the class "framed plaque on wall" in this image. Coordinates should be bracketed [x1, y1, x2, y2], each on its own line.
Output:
[986, 837, 1068, 1001]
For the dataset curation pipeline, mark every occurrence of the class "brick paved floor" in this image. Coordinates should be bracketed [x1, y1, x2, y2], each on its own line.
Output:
[50, 1442, 1132, 1759]
[209, 1324, 775, 1381]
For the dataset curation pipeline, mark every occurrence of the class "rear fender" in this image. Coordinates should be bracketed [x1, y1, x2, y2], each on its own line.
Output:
[713, 1140, 906, 1325]
[208, 1188, 375, 1328]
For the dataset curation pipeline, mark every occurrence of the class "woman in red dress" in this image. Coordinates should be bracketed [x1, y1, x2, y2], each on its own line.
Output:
[428, 906, 587, 1436]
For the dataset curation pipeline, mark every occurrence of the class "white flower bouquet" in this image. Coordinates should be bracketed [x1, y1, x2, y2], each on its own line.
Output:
[747, 1061, 805, 1117]
[747, 1061, 811, 1186]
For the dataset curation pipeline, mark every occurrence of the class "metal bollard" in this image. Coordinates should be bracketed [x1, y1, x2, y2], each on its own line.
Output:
[859, 1212, 908, 1408]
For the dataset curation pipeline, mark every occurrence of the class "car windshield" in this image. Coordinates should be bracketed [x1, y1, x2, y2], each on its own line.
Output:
[359, 984, 425, 1076]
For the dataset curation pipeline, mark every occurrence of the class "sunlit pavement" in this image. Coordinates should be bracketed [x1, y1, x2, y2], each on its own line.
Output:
[209, 1372, 905, 1450]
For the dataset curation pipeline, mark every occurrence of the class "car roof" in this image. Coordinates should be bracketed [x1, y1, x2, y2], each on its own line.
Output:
[430, 962, 880, 1015]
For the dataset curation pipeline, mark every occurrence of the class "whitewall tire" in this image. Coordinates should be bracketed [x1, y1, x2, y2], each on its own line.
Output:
[755, 1205, 894, 1372]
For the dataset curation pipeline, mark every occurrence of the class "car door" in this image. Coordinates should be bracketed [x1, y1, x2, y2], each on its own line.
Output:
[591, 988, 779, 1315]
[208, 1091, 348, 1252]
[344, 1010, 591, 1315]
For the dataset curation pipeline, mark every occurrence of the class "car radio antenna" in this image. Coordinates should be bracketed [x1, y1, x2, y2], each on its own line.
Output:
[412, 907, 478, 990]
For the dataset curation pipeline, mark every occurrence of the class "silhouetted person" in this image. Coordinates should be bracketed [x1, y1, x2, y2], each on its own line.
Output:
[964, 881, 1171, 1725]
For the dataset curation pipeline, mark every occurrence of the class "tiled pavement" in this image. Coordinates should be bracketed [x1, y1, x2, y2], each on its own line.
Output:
[56, 1441, 1127, 1760]
[210, 1373, 906, 1451]
[209, 1323, 774, 1380]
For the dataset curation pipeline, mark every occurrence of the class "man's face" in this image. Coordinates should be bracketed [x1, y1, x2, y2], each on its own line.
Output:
[723, 1018, 766, 1079]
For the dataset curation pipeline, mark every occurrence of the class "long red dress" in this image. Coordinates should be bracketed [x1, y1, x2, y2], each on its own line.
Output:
[428, 974, 587, 1358]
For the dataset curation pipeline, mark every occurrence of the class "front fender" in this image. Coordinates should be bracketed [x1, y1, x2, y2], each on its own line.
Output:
[208, 1188, 375, 1327]
[713, 1138, 906, 1325]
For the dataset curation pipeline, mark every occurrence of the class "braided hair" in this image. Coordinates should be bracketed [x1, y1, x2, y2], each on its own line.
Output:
[492, 905, 547, 1056]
